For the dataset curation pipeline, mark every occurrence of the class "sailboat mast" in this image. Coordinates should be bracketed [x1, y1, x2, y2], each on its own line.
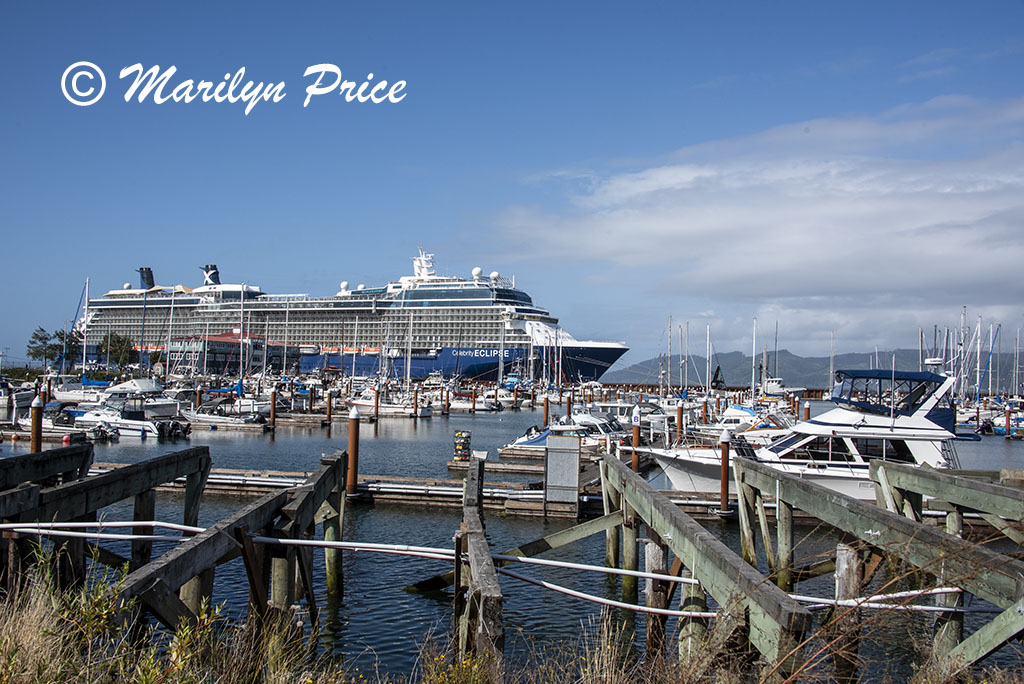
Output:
[829, 330, 835, 390]
[705, 324, 711, 396]
[667, 315, 672, 393]
[750, 317, 757, 402]
[82, 277, 89, 372]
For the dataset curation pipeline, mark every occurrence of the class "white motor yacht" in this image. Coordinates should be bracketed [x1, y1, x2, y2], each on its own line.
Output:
[645, 369, 960, 500]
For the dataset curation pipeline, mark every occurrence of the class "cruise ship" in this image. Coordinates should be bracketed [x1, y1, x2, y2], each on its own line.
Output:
[79, 251, 628, 382]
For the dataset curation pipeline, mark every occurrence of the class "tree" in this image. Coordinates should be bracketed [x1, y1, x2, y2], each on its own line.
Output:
[53, 328, 83, 370]
[99, 332, 136, 368]
[26, 327, 54, 368]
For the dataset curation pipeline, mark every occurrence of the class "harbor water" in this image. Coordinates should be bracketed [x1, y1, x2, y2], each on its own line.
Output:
[2, 402, 1024, 678]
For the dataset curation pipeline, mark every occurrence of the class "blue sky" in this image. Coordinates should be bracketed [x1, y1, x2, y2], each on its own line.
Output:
[3, 2, 1024, 369]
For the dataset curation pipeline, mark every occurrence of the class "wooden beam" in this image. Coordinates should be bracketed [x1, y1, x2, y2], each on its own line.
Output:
[20, 448, 211, 522]
[408, 512, 622, 592]
[603, 454, 810, 668]
[871, 461, 1024, 520]
[738, 458, 1024, 610]
[119, 489, 289, 605]
[0, 444, 93, 490]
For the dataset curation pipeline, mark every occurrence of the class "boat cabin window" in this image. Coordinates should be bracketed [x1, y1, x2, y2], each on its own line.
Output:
[778, 436, 852, 462]
[851, 438, 914, 463]
[766, 433, 805, 454]
[831, 371, 943, 417]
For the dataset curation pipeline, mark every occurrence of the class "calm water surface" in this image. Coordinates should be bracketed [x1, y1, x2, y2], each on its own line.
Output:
[3, 401, 1024, 678]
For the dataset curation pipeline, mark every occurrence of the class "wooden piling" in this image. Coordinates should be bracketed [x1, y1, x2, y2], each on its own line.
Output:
[776, 499, 794, 592]
[347, 408, 360, 496]
[566, 390, 572, 418]
[543, 396, 549, 427]
[326, 391, 333, 422]
[933, 507, 964, 658]
[471, 387, 476, 413]
[374, 386, 380, 419]
[512, 386, 518, 409]
[678, 567, 708, 667]
[269, 389, 277, 427]
[179, 460, 213, 615]
[622, 508, 638, 605]
[29, 396, 42, 454]
[194, 387, 202, 409]
[676, 404, 683, 445]
[413, 388, 419, 418]
[645, 532, 669, 657]
[600, 460, 620, 569]
[803, 401, 811, 421]
[322, 453, 345, 598]
[131, 489, 156, 571]
[829, 543, 862, 683]
[1006, 407, 1012, 438]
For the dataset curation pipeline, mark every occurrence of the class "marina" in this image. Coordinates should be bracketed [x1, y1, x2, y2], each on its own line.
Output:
[4, 392, 1024, 680]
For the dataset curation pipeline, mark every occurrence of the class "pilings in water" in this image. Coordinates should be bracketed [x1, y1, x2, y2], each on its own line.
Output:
[453, 458, 504, 665]
[730, 456, 1024, 680]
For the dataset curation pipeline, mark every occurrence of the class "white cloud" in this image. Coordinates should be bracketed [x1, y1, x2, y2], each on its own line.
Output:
[489, 96, 1024, 358]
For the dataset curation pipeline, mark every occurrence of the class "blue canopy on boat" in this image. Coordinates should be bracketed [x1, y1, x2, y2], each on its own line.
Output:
[835, 369, 947, 383]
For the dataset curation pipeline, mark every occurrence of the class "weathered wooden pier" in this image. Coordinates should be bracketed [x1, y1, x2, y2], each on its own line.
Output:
[4, 422, 1024, 680]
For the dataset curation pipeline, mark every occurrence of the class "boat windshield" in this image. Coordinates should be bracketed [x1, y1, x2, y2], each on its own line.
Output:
[830, 370, 945, 417]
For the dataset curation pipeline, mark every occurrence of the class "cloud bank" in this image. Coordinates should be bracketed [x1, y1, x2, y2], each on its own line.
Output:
[491, 96, 1024, 359]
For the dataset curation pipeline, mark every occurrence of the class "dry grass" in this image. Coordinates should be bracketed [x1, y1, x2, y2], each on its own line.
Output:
[0, 555, 1022, 684]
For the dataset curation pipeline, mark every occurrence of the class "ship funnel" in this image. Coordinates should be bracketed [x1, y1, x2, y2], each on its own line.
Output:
[201, 264, 221, 286]
[137, 267, 155, 290]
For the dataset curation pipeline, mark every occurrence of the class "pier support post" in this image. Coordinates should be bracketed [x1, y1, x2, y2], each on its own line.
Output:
[512, 386, 518, 410]
[600, 460, 620, 568]
[322, 455, 345, 599]
[179, 462, 213, 615]
[471, 387, 476, 413]
[543, 396, 549, 427]
[347, 408, 360, 496]
[374, 387, 380, 420]
[776, 499, 794, 592]
[933, 508, 964, 658]
[269, 544, 296, 612]
[567, 390, 572, 418]
[645, 531, 669, 659]
[621, 507, 638, 606]
[326, 391, 333, 422]
[413, 388, 419, 418]
[1007, 407, 1012, 438]
[131, 489, 156, 571]
[194, 387, 202, 409]
[719, 430, 731, 515]
[803, 401, 811, 421]
[29, 396, 42, 454]
[829, 543, 863, 683]
[269, 389, 276, 427]
[678, 567, 708, 669]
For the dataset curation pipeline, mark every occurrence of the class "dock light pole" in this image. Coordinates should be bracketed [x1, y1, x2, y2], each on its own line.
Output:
[347, 407, 360, 496]
[718, 429, 731, 515]
[30, 395, 43, 454]
[631, 405, 641, 472]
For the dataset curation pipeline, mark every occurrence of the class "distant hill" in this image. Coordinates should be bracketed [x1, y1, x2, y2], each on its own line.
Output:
[602, 348, 1022, 391]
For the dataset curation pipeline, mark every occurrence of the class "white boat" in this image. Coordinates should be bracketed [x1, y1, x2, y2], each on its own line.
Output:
[50, 375, 108, 403]
[76, 397, 190, 439]
[646, 369, 960, 500]
[100, 378, 182, 418]
[14, 402, 119, 441]
[1, 381, 35, 409]
[180, 398, 267, 425]
[346, 388, 433, 418]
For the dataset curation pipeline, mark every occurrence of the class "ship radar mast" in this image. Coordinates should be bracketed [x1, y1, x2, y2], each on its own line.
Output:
[412, 249, 437, 279]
